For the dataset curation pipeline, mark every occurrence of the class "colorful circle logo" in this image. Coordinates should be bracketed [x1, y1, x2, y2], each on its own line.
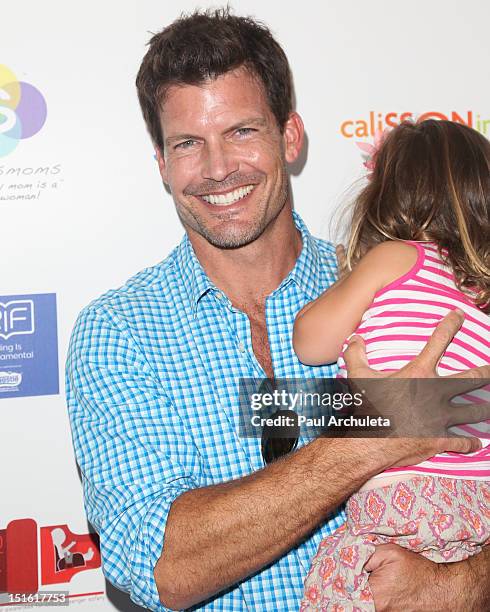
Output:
[0, 65, 47, 157]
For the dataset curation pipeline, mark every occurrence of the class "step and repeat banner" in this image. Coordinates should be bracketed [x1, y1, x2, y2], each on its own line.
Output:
[2, 0, 489, 610]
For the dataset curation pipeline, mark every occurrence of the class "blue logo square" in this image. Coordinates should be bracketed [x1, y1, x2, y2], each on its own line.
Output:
[0, 293, 59, 398]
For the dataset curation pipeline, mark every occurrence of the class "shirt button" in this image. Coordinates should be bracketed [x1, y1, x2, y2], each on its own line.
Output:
[216, 292, 223, 300]
[238, 341, 246, 353]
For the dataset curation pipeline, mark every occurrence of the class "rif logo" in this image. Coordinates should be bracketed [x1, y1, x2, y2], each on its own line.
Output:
[0, 64, 47, 157]
[0, 300, 35, 340]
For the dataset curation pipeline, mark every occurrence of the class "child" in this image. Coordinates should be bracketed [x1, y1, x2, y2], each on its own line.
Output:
[293, 120, 490, 611]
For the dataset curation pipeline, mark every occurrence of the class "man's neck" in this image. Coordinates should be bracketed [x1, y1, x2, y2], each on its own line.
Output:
[188, 204, 303, 309]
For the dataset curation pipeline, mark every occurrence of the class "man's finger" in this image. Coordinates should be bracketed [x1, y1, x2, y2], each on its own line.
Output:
[414, 310, 464, 374]
[447, 402, 490, 426]
[440, 434, 482, 454]
[445, 368, 490, 394]
[364, 544, 401, 573]
[437, 366, 490, 399]
[343, 335, 374, 378]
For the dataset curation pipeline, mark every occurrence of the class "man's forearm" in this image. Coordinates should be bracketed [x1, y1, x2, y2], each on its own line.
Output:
[154, 437, 394, 609]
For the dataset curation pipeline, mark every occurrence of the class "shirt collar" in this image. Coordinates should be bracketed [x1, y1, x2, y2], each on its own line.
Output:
[283, 210, 326, 301]
[176, 234, 216, 317]
[175, 210, 329, 317]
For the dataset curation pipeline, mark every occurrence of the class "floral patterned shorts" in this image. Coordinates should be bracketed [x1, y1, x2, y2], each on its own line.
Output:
[300, 476, 490, 611]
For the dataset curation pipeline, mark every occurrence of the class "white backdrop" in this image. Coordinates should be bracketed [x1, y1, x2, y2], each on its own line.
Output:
[2, 0, 489, 609]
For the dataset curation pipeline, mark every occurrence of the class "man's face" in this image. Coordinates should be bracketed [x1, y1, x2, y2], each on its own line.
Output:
[155, 67, 303, 249]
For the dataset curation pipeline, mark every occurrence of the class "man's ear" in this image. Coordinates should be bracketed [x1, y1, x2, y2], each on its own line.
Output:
[155, 147, 169, 184]
[282, 112, 304, 164]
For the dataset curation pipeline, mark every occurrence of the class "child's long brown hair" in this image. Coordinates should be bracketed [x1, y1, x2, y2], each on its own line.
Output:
[347, 119, 490, 311]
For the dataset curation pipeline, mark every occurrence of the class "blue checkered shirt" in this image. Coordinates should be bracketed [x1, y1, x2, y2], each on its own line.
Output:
[66, 211, 346, 611]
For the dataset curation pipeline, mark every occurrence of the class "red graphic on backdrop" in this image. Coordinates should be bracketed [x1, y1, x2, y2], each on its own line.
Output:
[0, 519, 38, 594]
[40, 524, 100, 585]
[0, 518, 100, 595]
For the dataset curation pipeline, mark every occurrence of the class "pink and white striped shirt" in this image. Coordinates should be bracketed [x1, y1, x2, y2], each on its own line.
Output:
[338, 241, 490, 480]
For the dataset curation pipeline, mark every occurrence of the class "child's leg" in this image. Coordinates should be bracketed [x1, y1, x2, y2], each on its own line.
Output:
[301, 523, 376, 611]
[413, 477, 490, 562]
[300, 477, 490, 611]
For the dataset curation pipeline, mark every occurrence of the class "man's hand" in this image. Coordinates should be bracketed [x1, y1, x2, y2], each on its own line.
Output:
[365, 544, 490, 612]
[365, 545, 448, 612]
[343, 309, 490, 465]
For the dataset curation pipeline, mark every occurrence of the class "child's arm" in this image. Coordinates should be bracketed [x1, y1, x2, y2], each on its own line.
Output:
[293, 241, 418, 365]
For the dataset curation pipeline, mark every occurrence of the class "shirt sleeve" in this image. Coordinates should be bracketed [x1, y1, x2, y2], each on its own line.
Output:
[66, 304, 202, 611]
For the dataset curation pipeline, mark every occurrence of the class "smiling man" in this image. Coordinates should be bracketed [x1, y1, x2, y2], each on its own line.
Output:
[66, 8, 490, 612]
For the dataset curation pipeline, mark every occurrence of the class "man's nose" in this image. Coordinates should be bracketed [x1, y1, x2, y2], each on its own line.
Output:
[201, 141, 239, 182]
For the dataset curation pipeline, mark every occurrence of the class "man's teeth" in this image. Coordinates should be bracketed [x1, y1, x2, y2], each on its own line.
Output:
[201, 185, 254, 206]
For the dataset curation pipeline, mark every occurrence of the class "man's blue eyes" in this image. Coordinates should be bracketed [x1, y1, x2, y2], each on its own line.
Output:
[175, 139, 196, 150]
[174, 128, 256, 150]
[236, 127, 254, 136]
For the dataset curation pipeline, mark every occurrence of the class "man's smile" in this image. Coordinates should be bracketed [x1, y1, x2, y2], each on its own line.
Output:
[199, 184, 256, 206]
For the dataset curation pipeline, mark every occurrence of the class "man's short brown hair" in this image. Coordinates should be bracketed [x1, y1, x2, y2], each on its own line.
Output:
[135, 7, 293, 153]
